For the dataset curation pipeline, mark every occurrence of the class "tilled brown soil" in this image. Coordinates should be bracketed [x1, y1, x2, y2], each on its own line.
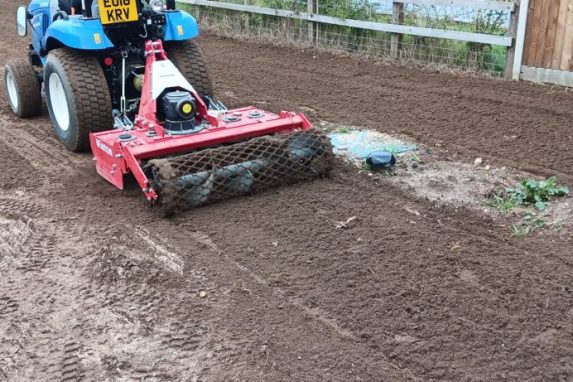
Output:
[1, 2, 573, 380]
[206, 36, 573, 185]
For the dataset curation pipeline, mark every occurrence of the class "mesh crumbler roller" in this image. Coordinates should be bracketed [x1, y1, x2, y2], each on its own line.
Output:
[147, 130, 333, 213]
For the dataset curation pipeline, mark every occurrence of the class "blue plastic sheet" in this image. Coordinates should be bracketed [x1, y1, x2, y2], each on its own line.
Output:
[328, 130, 416, 160]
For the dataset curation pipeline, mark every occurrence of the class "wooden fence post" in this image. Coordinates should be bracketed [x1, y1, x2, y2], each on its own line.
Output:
[244, 0, 250, 33]
[510, 0, 530, 80]
[308, 0, 318, 45]
[504, 1, 520, 79]
[391, 1, 404, 58]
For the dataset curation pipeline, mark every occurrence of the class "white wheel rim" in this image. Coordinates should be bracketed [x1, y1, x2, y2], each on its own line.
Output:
[6, 71, 19, 111]
[48, 73, 70, 131]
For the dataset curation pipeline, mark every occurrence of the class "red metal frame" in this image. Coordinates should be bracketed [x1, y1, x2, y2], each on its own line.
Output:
[90, 40, 312, 201]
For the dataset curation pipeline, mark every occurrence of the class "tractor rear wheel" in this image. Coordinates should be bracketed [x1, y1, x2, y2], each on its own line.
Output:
[164, 40, 214, 98]
[4, 58, 42, 118]
[44, 49, 113, 152]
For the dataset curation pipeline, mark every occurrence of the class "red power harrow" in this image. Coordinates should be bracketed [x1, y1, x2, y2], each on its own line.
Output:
[90, 40, 333, 214]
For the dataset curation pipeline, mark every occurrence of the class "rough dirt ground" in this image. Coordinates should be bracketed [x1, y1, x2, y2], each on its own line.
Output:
[1, 1, 573, 380]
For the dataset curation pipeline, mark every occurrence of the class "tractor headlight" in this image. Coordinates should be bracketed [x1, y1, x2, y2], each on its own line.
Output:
[149, 0, 164, 13]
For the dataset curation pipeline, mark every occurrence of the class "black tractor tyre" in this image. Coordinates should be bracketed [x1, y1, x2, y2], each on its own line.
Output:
[44, 49, 113, 152]
[4, 58, 42, 118]
[164, 40, 214, 98]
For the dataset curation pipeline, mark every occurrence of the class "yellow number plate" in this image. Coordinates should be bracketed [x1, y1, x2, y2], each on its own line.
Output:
[98, 0, 138, 25]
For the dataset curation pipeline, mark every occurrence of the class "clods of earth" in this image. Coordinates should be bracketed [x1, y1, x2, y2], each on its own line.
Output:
[1, 2, 573, 380]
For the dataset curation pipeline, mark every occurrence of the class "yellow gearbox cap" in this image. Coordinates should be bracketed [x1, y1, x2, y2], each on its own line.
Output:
[182, 103, 193, 114]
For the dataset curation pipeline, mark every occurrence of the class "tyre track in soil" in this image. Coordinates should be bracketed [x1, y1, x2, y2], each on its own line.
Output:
[0, 188, 412, 381]
[0, 195, 221, 381]
[1, 1, 573, 380]
[0, 103, 89, 197]
[0, 105, 85, 171]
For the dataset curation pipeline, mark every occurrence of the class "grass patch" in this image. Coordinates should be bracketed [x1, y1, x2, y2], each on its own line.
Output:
[507, 177, 569, 211]
[487, 177, 569, 236]
[509, 212, 566, 237]
[488, 176, 569, 212]
[511, 218, 545, 237]
[487, 193, 515, 213]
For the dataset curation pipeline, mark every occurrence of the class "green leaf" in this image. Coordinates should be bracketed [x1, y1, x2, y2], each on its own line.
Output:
[501, 177, 568, 210]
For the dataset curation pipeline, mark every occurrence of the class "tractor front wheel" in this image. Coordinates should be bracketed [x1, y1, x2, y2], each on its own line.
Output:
[44, 49, 113, 152]
[4, 58, 42, 118]
[165, 40, 214, 98]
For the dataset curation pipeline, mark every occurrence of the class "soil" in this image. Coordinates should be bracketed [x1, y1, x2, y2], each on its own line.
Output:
[1, 2, 573, 380]
[324, 124, 572, 232]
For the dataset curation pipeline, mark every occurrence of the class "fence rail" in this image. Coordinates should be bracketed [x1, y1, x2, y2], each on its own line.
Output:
[393, 0, 515, 11]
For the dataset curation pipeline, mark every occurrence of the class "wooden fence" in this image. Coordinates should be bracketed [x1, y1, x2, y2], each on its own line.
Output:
[183, 0, 523, 77]
[520, 0, 573, 86]
[183, 0, 573, 86]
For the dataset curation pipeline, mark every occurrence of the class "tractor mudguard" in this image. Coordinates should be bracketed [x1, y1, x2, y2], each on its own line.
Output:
[42, 11, 198, 52]
[43, 18, 114, 52]
[163, 11, 200, 41]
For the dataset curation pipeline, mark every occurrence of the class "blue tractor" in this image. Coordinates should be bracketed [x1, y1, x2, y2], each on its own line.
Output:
[5, 0, 213, 152]
[4, 0, 333, 214]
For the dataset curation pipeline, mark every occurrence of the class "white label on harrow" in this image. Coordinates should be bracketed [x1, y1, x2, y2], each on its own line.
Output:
[96, 139, 114, 156]
[151, 61, 196, 100]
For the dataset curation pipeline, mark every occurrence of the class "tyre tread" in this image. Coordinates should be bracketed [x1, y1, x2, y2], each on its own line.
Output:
[46, 49, 112, 152]
[4, 58, 42, 118]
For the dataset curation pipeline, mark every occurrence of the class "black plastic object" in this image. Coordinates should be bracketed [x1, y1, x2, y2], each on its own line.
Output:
[365, 151, 396, 168]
